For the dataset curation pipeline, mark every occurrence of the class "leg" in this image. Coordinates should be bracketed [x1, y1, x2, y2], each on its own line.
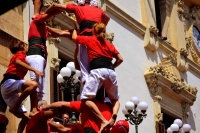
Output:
[43, 101, 71, 111]
[17, 112, 29, 133]
[32, 0, 43, 19]
[9, 80, 38, 114]
[29, 91, 38, 117]
[26, 55, 45, 101]
[82, 100, 109, 133]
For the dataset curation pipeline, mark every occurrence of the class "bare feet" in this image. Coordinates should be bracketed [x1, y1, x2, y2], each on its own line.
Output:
[29, 111, 38, 117]
[98, 120, 110, 133]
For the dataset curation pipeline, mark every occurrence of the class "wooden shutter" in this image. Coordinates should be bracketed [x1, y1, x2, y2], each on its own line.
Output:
[50, 67, 62, 103]
[156, 121, 166, 133]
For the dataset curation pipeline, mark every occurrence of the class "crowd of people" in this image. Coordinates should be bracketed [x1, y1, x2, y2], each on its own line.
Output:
[0, 0, 129, 133]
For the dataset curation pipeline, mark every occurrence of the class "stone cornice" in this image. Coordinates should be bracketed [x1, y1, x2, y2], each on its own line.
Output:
[104, 0, 146, 36]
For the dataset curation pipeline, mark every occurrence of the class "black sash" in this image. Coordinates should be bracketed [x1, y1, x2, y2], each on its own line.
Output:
[90, 57, 114, 70]
[79, 20, 96, 36]
[0, 73, 20, 85]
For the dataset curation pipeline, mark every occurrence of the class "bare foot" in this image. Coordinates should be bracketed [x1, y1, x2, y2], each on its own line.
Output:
[29, 111, 38, 117]
[98, 120, 110, 133]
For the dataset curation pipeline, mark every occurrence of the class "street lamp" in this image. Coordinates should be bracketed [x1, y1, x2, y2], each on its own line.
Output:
[167, 119, 191, 133]
[122, 96, 148, 133]
[57, 62, 81, 123]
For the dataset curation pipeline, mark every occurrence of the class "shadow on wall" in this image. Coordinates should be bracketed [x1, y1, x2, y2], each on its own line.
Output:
[189, 108, 196, 131]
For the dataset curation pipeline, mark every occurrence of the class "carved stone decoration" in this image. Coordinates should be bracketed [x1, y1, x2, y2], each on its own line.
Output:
[144, 26, 159, 52]
[177, 48, 189, 73]
[48, 37, 61, 45]
[105, 33, 114, 43]
[51, 57, 61, 68]
[43, 0, 60, 6]
[144, 53, 198, 105]
[186, 36, 200, 66]
[153, 95, 163, 122]
[181, 102, 190, 124]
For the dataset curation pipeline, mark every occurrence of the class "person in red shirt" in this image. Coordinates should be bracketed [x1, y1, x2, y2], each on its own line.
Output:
[26, 0, 61, 101]
[71, 22, 123, 132]
[109, 120, 129, 133]
[44, 0, 110, 92]
[26, 100, 84, 133]
[0, 40, 44, 133]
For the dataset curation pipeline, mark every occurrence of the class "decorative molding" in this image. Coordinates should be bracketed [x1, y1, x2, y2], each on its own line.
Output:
[181, 102, 190, 124]
[105, 33, 114, 43]
[104, 0, 146, 36]
[144, 26, 159, 52]
[51, 57, 61, 68]
[186, 36, 200, 66]
[144, 53, 198, 105]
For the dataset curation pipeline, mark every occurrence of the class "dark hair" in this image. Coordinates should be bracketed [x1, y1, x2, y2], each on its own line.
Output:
[9, 40, 24, 54]
[85, 0, 91, 4]
[93, 23, 106, 42]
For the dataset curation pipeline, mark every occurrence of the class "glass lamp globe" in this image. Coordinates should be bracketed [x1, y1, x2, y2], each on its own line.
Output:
[182, 124, 191, 132]
[136, 108, 142, 115]
[66, 62, 76, 71]
[73, 77, 79, 83]
[138, 102, 148, 111]
[125, 101, 135, 110]
[57, 74, 64, 83]
[170, 124, 179, 131]
[167, 127, 173, 133]
[174, 119, 183, 127]
[60, 67, 71, 77]
[75, 70, 81, 77]
[130, 96, 139, 105]
[122, 108, 129, 115]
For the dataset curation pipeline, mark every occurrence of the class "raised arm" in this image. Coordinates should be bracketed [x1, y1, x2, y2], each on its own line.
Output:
[15, 60, 44, 77]
[47, 26, 72, 38]
[113, 54, 123, 68]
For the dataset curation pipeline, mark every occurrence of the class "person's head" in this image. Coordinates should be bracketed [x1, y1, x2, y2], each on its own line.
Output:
[62, 113, 70, 124]
[110, 120, 129, 133]
[92, 23, 106, 42]
[38, 100, 48, 110]
[0, 114, 9, 133]
[85, 0, 91, 4]
[9, 40, 28, 54]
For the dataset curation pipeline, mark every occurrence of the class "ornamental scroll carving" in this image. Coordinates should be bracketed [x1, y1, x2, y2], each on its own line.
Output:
[186, 36, 200, 66]
[144, 53, 198, 105]
[51, 57, 61, 68]
[181, 102, 190, 124]
[144, 26, 159, 52]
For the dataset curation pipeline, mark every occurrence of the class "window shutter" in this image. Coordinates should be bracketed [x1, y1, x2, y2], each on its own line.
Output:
[156, 121, 166, 133]
[50, 67, 62, 103]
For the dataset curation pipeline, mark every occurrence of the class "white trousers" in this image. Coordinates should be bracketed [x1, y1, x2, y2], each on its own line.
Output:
[77, 44, 90, 93]
[80, 68, 119, 101]
[26, 55, 45, 101]
[1, 79, 27, 113]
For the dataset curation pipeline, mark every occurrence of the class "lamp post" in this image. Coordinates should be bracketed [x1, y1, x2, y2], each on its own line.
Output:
[122, 96, 148, 133]
[57, 62, 81, 123]
[167, 119, 191, 133]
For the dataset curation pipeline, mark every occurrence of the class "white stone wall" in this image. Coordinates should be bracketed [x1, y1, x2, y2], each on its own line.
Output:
[110, 0, 142, 23]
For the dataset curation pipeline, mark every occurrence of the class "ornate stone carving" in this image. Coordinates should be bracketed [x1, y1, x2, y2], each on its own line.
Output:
[144, 53, 198, 104]
[106, 33, 114, 43]
[48, 37, 61, 44]
[181, 102, 190, 124]
[51, 57, 61, 68]
[180, 48, 189, 57]
[44, 0, 60, 6]
[155, 112, 163, 122]
[186, 36, 200, 66]
[144, 26, 159, 52]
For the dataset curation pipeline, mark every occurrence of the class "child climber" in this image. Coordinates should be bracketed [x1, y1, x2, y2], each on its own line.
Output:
[0, 40, 43, 133]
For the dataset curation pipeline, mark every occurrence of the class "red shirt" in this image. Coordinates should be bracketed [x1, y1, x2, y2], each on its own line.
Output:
[70, 101, 112, 132]
[28, 14, 48, 40]
[6, 51, 28, 79]
[66, 4, 106, 24]
[76, 35, 119, 62]
[26, 110, 50, 133]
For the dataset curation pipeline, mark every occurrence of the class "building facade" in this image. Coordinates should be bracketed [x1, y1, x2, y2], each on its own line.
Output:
[0, 0, 200, 133]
